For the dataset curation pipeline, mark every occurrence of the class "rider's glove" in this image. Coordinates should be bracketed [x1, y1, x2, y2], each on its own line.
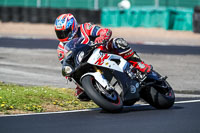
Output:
[94, 36, 105, 44]
[94, 28, 112, 44]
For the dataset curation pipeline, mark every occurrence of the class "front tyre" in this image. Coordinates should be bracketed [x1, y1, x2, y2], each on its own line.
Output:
[81, 76, 123, 112]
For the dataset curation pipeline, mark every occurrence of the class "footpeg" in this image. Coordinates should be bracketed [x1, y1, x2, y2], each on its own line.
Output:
[161, 76, 168, 80]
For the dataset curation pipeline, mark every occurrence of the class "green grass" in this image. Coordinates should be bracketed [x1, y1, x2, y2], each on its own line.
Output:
[0, 81, 98, 115]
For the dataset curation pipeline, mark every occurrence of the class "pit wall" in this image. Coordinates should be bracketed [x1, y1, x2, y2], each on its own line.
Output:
[0, 6, 100, 24]
[101, 7, 193, 31]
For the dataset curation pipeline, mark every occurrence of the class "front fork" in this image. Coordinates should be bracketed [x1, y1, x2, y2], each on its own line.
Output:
[93, 66, 114, 91]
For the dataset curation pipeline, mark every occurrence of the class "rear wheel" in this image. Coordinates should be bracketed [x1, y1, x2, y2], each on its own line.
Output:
[81, 76, 123, 112]
[141, 74, 175, 109]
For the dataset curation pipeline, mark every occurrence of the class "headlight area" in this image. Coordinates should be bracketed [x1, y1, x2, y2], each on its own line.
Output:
[62, 65, 74, 76]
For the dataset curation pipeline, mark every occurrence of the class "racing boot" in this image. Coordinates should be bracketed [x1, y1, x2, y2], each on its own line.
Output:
[127, 52, 152, 74]
[75, 86, 91, 101]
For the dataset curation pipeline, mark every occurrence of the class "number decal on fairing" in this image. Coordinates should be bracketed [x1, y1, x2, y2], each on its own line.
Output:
[95, 54, 110, 65]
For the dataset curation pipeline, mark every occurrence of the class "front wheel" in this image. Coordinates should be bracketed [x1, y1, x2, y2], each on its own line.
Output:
[81, 76, 123, 112]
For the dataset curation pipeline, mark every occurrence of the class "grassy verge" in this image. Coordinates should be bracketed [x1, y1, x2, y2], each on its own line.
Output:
[0, 81, 98, 115]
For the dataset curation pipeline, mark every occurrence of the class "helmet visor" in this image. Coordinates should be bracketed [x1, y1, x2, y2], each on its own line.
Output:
[55, 28, 72, 39]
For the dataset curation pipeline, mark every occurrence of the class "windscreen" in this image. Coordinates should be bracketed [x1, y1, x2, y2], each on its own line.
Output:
[64, 37, 83, 51]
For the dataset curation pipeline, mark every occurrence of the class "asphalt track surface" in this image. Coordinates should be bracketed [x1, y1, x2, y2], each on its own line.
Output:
[0, 100, 200, 133]
[1, 37, 200, 55]
[0, 38, 200, 133]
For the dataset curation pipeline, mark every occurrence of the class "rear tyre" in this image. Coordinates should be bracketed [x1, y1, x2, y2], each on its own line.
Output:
[141, 79, 175, 109]
[82, 76, 123, 112]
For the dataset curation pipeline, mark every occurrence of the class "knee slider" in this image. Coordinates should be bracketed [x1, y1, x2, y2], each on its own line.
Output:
[113, 38, 129, 49]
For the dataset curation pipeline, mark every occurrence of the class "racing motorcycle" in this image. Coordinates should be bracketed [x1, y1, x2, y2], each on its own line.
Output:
[62, 38, 175, 112]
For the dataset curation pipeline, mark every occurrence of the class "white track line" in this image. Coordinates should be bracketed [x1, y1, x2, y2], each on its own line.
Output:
[175, 99, 200, 104]
[0, 108, 101, 117]
[0, 99, 200, 117]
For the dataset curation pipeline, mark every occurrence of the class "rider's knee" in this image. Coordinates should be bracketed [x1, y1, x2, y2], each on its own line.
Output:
[113, 38, 129, 49]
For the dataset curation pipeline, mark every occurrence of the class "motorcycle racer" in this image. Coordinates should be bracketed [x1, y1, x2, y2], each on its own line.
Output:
[55, 13, 152, 101]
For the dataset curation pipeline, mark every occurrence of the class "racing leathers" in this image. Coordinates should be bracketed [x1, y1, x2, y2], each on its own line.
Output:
[57, 23, 151, 101]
